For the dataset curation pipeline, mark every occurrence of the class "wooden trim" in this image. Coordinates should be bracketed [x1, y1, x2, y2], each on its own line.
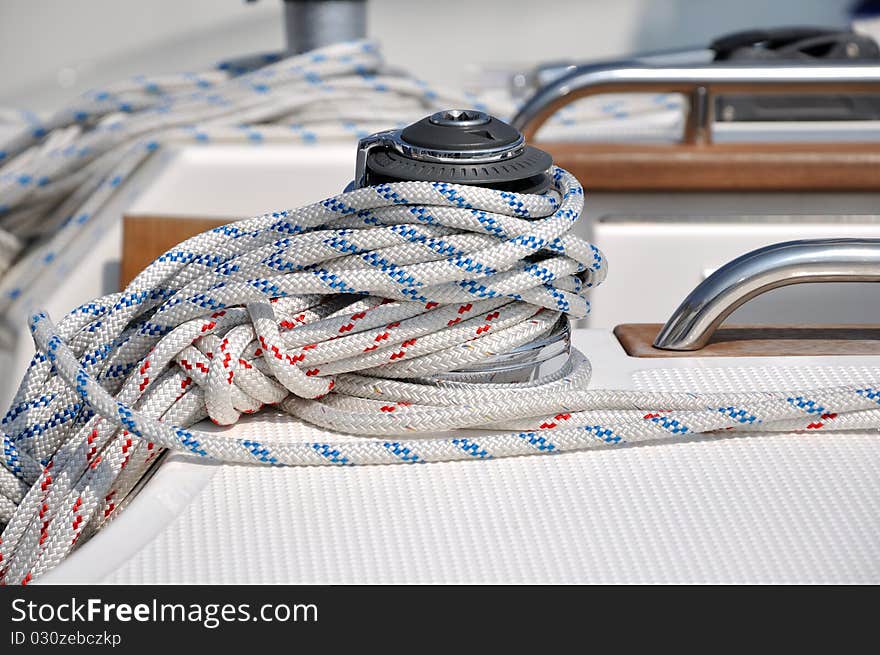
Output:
[542, 141, 880, 192]
[615, 323, 880, 357]
[121, 215, 229, 287]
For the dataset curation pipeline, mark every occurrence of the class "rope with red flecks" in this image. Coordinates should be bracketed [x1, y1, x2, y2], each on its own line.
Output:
[3, 166, 880, 585]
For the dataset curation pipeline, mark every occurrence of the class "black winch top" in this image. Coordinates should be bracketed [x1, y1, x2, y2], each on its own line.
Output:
[401, 109, 523, 151]
[355, 109, 553, 194]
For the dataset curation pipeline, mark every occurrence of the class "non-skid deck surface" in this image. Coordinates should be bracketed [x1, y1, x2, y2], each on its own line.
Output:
[44, 338, 880, 584]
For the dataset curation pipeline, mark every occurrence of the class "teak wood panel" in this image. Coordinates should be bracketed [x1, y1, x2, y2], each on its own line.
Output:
[615, 323, 880, 357]
[542, 142, 880, 191]
[121, 215, 229, 287]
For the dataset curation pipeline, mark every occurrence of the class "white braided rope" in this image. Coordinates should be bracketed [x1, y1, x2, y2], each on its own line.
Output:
[1, 163, 879, 584]
[0, 38, 684, 317]
[0, 40, 493, 317]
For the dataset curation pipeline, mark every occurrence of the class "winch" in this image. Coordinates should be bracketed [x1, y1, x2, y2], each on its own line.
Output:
[350, 109, 569, 383]
[351, 109, 553, 194]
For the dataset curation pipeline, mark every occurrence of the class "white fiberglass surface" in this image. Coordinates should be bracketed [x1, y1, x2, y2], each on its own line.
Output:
[126, 143, 354, 219]
[41, 329, 880, 584]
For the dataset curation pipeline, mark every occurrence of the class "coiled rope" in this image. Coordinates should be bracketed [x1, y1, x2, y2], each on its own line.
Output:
[2, 164, 880, 584]
[0, 38, 683, 318]
[0, 40, 486, 319]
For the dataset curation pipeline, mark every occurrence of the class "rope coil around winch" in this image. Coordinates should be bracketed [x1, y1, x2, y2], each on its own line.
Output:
[3, 164, 880, 585]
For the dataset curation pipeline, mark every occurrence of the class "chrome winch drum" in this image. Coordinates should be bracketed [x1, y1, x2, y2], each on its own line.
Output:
[349, 109, 570, 383]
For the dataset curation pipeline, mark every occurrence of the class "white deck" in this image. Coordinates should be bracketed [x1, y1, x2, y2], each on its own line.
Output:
[41, 330, 880, 584]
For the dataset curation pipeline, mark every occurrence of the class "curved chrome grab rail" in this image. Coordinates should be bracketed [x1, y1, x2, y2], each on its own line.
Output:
[510, 63, 880, 143]
[653, 239, 880, 351]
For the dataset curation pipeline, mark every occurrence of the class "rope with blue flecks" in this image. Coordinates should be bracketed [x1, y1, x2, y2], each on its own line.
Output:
[2, 165, 880, 585]
[0, 39, 487, 322]
[0, 38, 684, 325]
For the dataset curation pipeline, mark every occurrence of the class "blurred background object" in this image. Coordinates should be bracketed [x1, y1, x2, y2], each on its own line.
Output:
[0, 0, 861, 110]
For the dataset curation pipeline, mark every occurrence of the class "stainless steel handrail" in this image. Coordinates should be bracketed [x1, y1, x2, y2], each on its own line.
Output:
[510, 63, 880, 144]
[653, 239, 880, 351]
